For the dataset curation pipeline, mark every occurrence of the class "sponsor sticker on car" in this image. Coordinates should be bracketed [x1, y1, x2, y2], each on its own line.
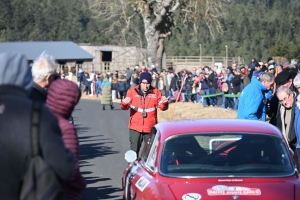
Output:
[182, 193, 202, 200]
[135, 177, 150, 192]
[207, 185, 261, 196]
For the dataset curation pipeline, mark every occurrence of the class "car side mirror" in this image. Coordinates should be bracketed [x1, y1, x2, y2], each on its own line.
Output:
[125, 150, 137, 163]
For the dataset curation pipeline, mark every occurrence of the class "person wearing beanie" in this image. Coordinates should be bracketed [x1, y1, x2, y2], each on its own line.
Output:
[121, 72, 169, 157]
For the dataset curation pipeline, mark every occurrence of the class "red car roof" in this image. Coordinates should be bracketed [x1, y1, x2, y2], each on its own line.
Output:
[155, 119, 282, 141]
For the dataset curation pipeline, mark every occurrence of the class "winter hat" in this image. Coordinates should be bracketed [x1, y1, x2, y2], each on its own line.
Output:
[0, 51, 33, 94]
[47, 79, 81, 119]
[139, 72, 152, 84]
[274, 69, 291, 85]
[268, 60, 275, 65]
[268, 65, 274, 70]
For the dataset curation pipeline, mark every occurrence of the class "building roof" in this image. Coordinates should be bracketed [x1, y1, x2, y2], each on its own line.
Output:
[0, 41, 94, 62]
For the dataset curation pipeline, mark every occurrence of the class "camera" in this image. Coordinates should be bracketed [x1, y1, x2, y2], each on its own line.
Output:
[142, 110, 147, 117]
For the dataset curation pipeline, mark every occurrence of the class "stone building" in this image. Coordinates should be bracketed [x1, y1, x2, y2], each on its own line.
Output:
[78, 44, 147, 73]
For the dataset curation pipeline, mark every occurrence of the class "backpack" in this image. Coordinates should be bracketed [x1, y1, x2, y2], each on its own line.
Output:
[19, 102, 65, 200]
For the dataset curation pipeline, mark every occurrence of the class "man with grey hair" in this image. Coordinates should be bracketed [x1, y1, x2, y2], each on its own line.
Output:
[293, 74, 300, 89]
[30, 52, 59, 102]
[276, 86, 297, 143]
[238, 72, 275, 120]
[276, 85, 298, 170]
[291, 58, 298, 68]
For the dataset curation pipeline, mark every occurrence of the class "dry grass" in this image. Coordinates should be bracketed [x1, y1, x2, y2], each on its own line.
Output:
[158, 102, 237, 122]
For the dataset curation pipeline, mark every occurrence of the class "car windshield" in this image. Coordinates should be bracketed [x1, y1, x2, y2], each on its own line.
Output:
[160, 133, 294, 177]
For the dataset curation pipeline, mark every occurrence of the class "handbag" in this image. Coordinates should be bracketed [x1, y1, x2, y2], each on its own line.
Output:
[19, 102, 65, 200]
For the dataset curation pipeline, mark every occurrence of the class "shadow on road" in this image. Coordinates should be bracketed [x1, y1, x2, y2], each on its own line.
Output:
[75, 125, 91, 134]
[79, 134, 122, 199]
[79, 135, 119, 167]
[81, 177, 122, 200]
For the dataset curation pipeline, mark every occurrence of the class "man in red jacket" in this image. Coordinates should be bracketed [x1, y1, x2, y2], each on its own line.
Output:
[121, 72, 169, 156]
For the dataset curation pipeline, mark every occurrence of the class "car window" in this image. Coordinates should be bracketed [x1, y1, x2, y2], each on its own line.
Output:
[145, 133, 160, 172]
[160, 133, 294, 177]
[141, 127, 157, 163]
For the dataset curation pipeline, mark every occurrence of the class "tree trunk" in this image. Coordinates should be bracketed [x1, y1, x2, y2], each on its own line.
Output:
[145, 30, 164, 72]
[142, 2, 166, 72]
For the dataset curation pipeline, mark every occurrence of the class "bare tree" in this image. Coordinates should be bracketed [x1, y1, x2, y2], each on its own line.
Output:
[90, 0, 228, 71]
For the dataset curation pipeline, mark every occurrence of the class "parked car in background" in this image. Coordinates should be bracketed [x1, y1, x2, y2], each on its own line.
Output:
[122, 119, 300, 200]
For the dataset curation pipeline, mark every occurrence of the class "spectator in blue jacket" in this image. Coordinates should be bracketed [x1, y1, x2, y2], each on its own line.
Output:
[237, 72, 275, 121]
[252, 62, 263, 79]
[96, 75, 102, 98]
[293, 75, 300, 170]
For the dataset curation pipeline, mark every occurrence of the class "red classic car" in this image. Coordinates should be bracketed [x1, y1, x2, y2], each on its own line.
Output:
[122, 119, 300, 200]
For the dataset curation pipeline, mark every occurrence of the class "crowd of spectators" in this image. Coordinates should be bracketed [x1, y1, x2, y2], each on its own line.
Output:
[76, 59, 300, 113]
[76, 58, 300, 170]
[87, 61, 268, 110]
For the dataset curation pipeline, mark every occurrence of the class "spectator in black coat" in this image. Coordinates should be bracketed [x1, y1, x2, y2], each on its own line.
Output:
[117, 75, 129, 102]
[170, 71, 178, 96]
[0, 52, 74, 199]
[231, 69, 242, 110]
[77, 67, 84, 88]
[83, 73, 91, 95]
[207, 69, 218, 106]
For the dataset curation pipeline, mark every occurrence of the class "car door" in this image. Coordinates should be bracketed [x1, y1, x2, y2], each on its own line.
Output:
[126, 127, 160, 200]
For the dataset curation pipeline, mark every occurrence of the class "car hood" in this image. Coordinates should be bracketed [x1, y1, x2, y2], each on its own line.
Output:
[168, 181, 295, 200]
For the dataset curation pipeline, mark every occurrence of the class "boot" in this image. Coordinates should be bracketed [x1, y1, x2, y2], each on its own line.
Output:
[103, 105, 105, 110]
[110, 104, 114, 110]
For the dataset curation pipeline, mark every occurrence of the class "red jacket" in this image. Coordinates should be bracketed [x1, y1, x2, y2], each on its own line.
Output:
[121, 85, 168, 133]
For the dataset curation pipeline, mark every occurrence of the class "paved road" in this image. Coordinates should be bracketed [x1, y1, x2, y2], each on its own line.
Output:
[73, 99, 130, 200]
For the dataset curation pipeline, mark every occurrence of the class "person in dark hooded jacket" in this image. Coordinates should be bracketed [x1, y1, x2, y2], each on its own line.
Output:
[117, 75, 129, 102]
[47, 79, 86, 200]
[0, 52, 75, 199]
[83, 73, 91, 95]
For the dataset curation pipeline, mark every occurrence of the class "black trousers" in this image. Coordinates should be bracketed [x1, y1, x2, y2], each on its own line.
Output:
[83, 86, 91, 95]
[129, 129, 149, 157]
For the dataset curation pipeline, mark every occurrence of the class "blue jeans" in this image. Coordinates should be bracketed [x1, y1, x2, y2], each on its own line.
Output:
[169, 90, 174, 98]
[234, 97, 239, 110]
[201, 89, 209, 106]
[164, 87, 169, 98]
[208, 87, 217, 106]
[195, 93, 201, 103]
[222, 93, 226, 107]
[96, 88, 102, 97]
[115, 89, 119, 99]
[226, 97, 234, 109]
[181, 92, 186, 102]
